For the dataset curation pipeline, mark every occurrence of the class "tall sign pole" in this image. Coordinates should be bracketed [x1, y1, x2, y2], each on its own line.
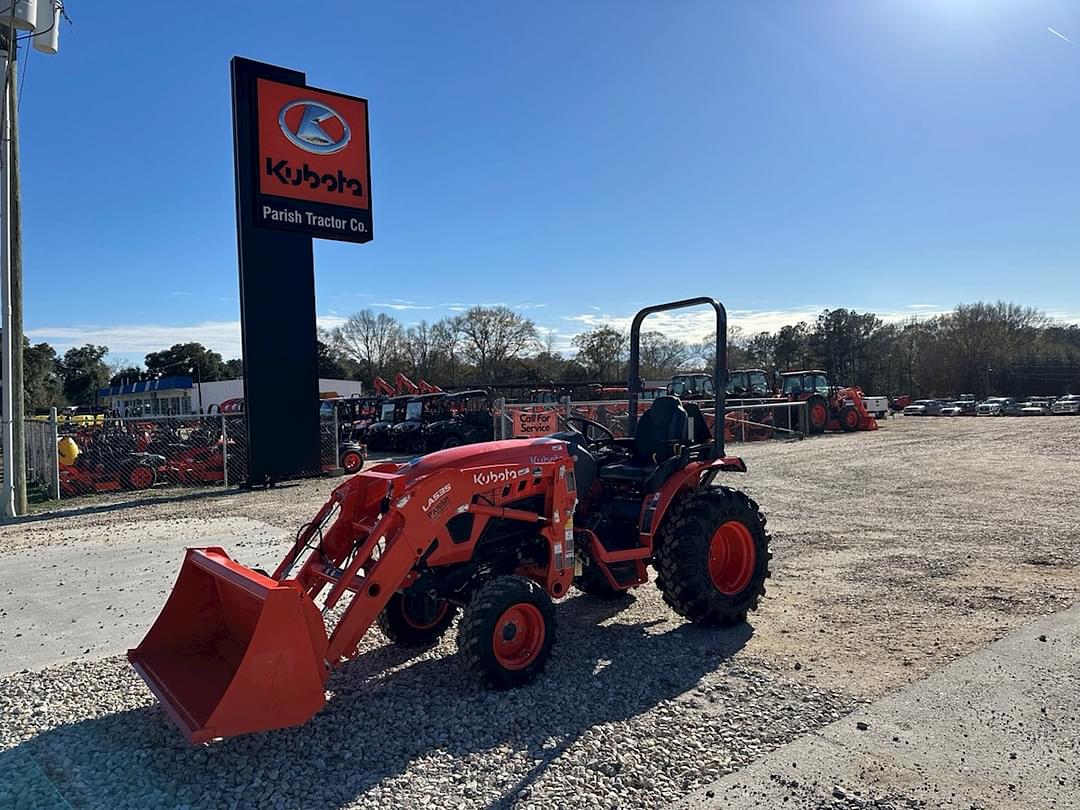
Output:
[230, 57, 372, 485]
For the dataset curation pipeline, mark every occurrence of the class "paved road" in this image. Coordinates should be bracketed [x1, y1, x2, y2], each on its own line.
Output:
[676, 603, 1080, 810]
[0, 517, 289, 675]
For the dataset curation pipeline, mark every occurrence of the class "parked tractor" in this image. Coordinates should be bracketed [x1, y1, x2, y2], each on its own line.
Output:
[129, 297, 772, 743]
[388, 392, 450, 453]
[422, 389, 493, 451]
[364, 395, 412, 452]
[58, 429, 165, 496]
[778, 370, 878, 433]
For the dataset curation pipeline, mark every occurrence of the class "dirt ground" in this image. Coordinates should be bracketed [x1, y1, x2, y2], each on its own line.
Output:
[6, 415, 1079, 699]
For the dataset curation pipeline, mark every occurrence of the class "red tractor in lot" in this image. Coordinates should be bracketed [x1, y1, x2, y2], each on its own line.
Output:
[778, 369, 878, 434]
[129, 297, 772, 743]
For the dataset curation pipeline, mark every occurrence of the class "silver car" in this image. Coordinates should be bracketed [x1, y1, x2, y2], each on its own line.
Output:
[904, 399, 943, 416]
[1051, 394, 1080, 415]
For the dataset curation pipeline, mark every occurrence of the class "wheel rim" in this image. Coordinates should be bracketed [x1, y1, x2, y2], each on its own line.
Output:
[400, 596, 449, 630]
[492, 603, 545, 670]
[343, 451, 361, 472]
[131, 467, 154, 489]
[844, 410, 859, 428]
[707, 520, 756, 595]
[810, 403, 828, 428]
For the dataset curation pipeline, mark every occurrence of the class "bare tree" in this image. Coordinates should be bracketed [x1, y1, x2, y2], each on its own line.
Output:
[331, 309, 403, 382]
[458, 306, 539, 381]
[639, 331, 692, 379]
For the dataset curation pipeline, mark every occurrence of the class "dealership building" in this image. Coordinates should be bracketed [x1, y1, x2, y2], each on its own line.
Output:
[97, 376, 363, 416]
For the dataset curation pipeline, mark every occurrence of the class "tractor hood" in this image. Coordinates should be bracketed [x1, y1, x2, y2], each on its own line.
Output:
[402, 437, 569, 480]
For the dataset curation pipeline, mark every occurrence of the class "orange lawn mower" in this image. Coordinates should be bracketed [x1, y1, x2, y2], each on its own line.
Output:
[129, 298, 772, 743]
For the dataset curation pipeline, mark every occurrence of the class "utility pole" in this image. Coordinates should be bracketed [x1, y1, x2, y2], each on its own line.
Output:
[0, 1, 63, 517]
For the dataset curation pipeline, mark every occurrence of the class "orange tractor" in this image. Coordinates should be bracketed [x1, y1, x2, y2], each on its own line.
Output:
[777, 369, 878, 433]
[129, 298, 772, 743]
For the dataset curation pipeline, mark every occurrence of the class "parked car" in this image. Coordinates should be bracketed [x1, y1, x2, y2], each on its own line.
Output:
[941, 400, 977, 417]
[1018, 399, 1052, 416]
[977, 397, 1015, 416]
[1051, 394, 1080, 415]
[904, 399, 943, 416]
[890, 395, 912, 413]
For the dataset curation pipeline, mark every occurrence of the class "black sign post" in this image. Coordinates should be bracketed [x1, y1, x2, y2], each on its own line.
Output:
[230, 56, 372, 485]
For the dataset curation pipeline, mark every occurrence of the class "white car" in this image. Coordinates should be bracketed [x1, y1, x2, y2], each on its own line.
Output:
[977, 397, 1012, 416]
[1018, 400, 1052, 416]
[1051, 394, 1080, 415]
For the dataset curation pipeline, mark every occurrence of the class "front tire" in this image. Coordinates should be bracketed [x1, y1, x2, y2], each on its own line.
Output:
[377, 591, 457, 647]
[458, 576, 556, 688]
[654, 487, 771, 626]
[838, 404, 860, 432]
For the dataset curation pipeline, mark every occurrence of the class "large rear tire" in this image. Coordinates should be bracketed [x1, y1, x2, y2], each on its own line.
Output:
[805, 395, 829, 434]
[458, 575, 556, 689]
[377, 592, 457, 647]
[654, 487, 771, 626]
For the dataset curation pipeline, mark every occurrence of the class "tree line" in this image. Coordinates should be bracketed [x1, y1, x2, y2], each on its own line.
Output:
[321, 301, 1080, 399]
[11, 300, 1079, 409]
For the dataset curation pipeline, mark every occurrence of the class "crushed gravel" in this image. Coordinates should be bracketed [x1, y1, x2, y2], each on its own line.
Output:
[1, 415, 1078, 809]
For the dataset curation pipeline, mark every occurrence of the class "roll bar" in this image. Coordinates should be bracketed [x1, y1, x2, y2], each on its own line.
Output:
[627, 297, 727, 457]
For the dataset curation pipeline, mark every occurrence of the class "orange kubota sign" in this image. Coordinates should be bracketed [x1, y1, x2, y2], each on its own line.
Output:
[512, 409, 560, 437]
[255, 77, 372, 243]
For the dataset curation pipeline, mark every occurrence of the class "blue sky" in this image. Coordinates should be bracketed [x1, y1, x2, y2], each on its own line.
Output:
[18, 0, 1080, 366]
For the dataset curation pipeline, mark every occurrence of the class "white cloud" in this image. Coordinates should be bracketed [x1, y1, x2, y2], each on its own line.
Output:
[27, 313, 348, 359]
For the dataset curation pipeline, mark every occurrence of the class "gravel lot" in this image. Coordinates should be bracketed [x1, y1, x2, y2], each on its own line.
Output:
[1, 415, 1078, 809]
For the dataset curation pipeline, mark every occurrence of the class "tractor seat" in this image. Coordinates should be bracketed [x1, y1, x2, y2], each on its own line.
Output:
[597, 396, 689, 485]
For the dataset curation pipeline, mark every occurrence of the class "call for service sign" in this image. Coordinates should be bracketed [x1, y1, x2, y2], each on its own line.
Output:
[252, 77, 372, 243]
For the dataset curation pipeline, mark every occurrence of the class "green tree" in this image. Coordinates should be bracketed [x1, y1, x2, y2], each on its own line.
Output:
[23, 341, 65, 410]
[572, 325, 627, 381]
[145, 342, 229, 382]
[58, 344, 111, 406]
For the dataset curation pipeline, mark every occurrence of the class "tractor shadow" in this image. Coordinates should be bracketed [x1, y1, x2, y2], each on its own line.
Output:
[5, 596, 752, 809]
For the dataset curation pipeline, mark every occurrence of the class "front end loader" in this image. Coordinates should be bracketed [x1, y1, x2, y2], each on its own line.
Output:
[130, 297, 771, 743]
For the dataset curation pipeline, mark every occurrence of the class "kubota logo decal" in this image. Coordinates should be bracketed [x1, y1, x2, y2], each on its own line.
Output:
[473, 466, 531, 487]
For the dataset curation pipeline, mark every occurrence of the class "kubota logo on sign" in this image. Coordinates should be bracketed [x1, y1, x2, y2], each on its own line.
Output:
[278, 100, 351, 154]
[256, 78, 371, 211]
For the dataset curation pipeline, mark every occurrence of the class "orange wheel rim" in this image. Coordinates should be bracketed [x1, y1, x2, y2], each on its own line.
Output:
[708, 521, 756, 595]
[811, 404, 827, 427]
[492, 603, 545, 670]
[131, 467, 153, 488]
[343, 452, 361, 472]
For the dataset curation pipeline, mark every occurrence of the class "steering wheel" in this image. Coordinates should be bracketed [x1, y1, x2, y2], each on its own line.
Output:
[563, 415, 617, 450]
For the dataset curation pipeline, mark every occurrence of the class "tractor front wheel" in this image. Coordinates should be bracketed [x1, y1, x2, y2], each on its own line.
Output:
[377, 592, 458, 647]
[654, 487, 771, 626]
[458, 575, 556, 688]
[126, 464, 157, 491]
[838, 404, 860, 432]
[341, 448, 364, 473]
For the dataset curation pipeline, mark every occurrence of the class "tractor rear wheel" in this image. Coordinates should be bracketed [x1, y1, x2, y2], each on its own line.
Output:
[653, 487, 771, 626]
[377, 592, 458, 647]
[458, 575, 556, 688]
[837, 404, 860, 432]
[125, 464, 157, 491]
[805, 395, 828, 434]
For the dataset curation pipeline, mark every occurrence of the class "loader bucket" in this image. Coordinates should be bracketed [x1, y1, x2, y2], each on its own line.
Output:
[128, 547, 329, 743]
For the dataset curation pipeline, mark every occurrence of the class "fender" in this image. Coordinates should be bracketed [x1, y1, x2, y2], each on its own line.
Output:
[638, 456, 746, 543]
